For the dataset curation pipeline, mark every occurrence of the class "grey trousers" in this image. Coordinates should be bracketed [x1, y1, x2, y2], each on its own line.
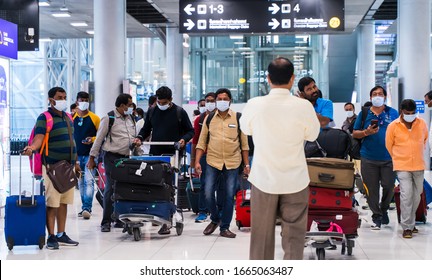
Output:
[361, 158, 395, 222]
[397, 171, 424, 230]
[249, 186, 308, 260]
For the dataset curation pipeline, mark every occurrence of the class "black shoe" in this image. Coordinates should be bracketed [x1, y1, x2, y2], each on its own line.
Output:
[382, 212, 390, 225]
[158, 224, 171, 235]
[57, 232, 79, 246]
[101, 223, 111, 232]
[46, 235, 59, 250]
[113, 221, 124, 228]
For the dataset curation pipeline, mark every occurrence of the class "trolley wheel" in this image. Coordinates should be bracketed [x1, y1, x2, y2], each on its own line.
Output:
[38, 236, 45, 250]
[7, 242, 13, 251]
[6, 237, 14, 251]
[133, 227, 141, 241]
[341, 241, 346, 255]
[316, 248, 325, 260]
[176, 223, 184, 236]
[347, 239, 354, 256]
[236, 220, 242, 230]
[127, 227, 133, 235]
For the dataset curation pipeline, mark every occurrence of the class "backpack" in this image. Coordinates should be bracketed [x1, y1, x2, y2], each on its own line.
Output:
[105, 110, 136, 142]
[29, 111, 73, 177]
[350, 106, 370, 160]
[315, 128, 352, 159]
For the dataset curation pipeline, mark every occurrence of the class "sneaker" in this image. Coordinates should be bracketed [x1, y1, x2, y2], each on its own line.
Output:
[158, 224, 171, 235]
[389, 202, 396, 210]
[77, 211, 83, 217]
[382, 212, 389, 225]
[402, 229, 413, 238]
[46, 235, 59, 250]
[412, 227, 419, 234]
[195, 213, 208, 223]
[57, 233, 79, 246]
[371, 221, 381, 230]
[82, 210, 91, 220]
[101, 223, 111, 232]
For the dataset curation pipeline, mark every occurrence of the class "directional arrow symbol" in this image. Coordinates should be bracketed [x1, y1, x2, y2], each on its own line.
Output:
[268, 3, 280, 14]
[184, 4, 195, 15]
[183, 19, 195, 30]
[268, 18, 280, 30]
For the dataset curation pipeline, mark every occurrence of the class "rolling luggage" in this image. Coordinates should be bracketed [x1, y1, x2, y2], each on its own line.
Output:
[115, 200, 176, 221]
[111, 159, 174, 187]
[114, 181, 174, 202]
[235, 189, 251, 229]
[307, 209, 359, 238]
[394, 185, 427, 224]
[186, 176, 201, 214]
[307, 158, 354, 189]
[177, 176, 191, 210]
[95, 162, 106, 208]
[4, 154, 46, 250]
[309, 186, 353, 210]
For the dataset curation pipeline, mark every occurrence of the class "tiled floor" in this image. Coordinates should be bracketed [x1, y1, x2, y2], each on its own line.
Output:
[0, 156, 431, 260]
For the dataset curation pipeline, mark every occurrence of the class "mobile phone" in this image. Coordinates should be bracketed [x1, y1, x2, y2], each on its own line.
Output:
[82, 138, 91, 143]
[371, 119, 378, 128]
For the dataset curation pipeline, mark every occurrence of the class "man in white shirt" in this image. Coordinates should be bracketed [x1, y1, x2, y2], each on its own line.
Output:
[240, 57, 320, 260]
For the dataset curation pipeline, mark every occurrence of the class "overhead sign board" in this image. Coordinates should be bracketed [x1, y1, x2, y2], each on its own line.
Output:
[0, 18, 17, 60]
[179, 0, 345, 34]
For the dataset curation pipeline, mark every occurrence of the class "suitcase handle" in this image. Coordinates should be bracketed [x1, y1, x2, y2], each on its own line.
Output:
[16, 198, 38, 207]
[18, 151, 37, 206]
[318, 173, 335, 182]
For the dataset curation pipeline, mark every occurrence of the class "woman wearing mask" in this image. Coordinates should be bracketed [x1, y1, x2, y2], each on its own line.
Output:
[341, 102, 357, 133]
[352, 86, 399, 230]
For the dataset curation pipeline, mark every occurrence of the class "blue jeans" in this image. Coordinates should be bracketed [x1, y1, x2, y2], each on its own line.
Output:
[78, 155, 95, 212]
[199, 155, 225, 214]
[205, 164, 239, 231]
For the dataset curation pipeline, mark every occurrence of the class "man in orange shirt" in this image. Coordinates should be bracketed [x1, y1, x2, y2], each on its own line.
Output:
[385, 99, 428, 239]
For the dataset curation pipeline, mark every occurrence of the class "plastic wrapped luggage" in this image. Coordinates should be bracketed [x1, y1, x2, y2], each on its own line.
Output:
[394, 185, 427, 224]
[307, 158, 354, 189]
[114, 181, 174, 202]
[309, 186, 353, 211]
[4, 154, 46, 250]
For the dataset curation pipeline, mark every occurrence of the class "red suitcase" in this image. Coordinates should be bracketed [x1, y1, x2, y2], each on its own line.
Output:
[235, 189, 251, 229]
[394, 185, 427, 224]
[95, 162, 106, 208]
[307, 209, 359, 237]
[309, 186, 353, 210]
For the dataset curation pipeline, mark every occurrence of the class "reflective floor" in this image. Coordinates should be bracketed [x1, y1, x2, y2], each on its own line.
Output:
[0, 156, 431, 260]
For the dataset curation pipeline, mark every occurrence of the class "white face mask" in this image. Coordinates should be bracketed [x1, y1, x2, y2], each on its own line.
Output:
[53, 100, 67, 112]
[124, 107, 133, 115]
[403, 113, 417, 123]
[205, 102, 216, 112]
[216, 100, 230, 112]
[78, 102, 89, 111]
[371, 96, 385, 107]
[346, 111, 354, 118]
[157, 103, 170, 111]
[198, 106, 206, 114]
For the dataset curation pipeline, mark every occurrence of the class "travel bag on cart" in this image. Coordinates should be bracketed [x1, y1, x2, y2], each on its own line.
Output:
[394, 185, 427, 224]
[111, 159, 174, 187]
[307, 158, 354, 189]
[315, 128, 352, 159]
[186, 176, 201, 214]
[115, 200, 176, 221]
[114, 181, 175, 202]
[307, 209, 359, 237]
[4, 154, 46, 250]
[309, 186, 353, 211]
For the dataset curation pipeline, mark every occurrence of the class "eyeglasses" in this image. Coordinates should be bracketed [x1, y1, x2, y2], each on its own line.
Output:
[78, 117, 83, 126]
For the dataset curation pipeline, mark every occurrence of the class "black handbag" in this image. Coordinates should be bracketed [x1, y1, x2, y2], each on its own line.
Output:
[47, 160, 78, 194]
[304, 141, 327, 158]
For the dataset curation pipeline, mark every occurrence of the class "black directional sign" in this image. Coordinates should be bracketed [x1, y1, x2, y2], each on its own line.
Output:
[179, 0, 344, 34]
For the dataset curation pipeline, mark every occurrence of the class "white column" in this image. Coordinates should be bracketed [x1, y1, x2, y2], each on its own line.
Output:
[166, 27, 184, 106]
[398, 0, 431, 165]
[357, 21, 375, 105]
[94, 0, 126, 116]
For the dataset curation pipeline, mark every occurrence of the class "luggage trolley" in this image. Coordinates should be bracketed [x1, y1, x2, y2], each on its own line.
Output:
[111, 142, 184, 241]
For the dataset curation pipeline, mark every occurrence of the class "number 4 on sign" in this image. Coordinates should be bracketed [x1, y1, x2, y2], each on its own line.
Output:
[293, 4, 300, 13]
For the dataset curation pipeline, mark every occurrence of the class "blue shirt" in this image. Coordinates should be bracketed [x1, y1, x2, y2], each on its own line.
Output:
[314, 98, 333, 121]
[353, 105, 398, 161]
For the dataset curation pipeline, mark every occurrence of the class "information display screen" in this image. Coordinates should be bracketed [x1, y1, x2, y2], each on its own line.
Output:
[179, 0, 345, 34]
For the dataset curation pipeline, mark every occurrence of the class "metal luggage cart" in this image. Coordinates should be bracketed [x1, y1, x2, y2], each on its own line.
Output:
[115, 141, 184, 241]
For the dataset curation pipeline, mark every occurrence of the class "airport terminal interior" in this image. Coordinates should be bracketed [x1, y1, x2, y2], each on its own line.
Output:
[1, 0, 432, 261]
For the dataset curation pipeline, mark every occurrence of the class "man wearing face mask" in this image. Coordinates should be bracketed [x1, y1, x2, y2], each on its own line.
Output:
[88, 94, 137, 232]
[195, 88, 250, 238]
[72, 91, 100, 220]
[191, 92, 218, 223]
[341, 102, 357, 133]
[385, 99, 428, 238]
[23, 87, 80, 249]
[352, 86, 398, 230]
[298, 77, 334, 128]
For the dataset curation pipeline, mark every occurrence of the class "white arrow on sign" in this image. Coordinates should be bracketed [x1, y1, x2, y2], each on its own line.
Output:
[184, 4, 195, 15]
[268, 18, 280, 29]
[268, 3, 280, 14]
[183, 19, 195, 30]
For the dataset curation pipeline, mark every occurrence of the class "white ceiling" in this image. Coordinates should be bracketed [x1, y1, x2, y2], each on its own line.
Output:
[40, 0, 376, 39]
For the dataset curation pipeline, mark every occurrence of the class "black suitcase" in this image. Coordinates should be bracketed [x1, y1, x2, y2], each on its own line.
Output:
[177, 177, 191, 210]
[114, 181, 174, 202]
[111, 159, 174, 187]
[186, 177, 201, 214]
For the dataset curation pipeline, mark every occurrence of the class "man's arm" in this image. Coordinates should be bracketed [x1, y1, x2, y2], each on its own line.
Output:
[23, 134, 45, 156]
[385, 123, 395, 157]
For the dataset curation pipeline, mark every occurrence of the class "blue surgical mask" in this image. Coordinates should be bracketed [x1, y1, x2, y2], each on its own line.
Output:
[403, 113, 417, 123]
[216, 100, 230, 112]
[371, 96, 385, 107]
[157, 103, 170, 111]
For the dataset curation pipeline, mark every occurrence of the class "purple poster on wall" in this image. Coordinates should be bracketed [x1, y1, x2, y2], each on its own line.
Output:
[0, 18, 17, 60]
